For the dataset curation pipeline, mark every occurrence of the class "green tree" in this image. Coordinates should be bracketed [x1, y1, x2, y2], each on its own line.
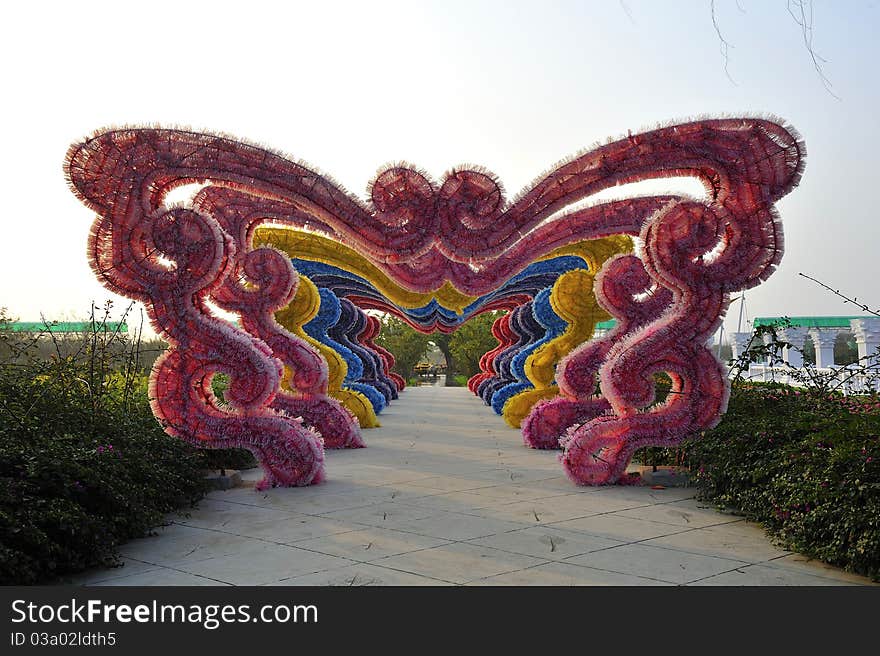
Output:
[446, 311, 504, 381]
[374, 315, 431, 379]
[375, 311, 503, 385]
[802, 332, 858, 366]
[429, 332, 454, 386]
[0, 307, 20, 361]
[834, 331, 859, 366]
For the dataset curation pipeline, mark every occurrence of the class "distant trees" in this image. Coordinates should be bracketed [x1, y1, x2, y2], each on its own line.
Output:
[801, 332, 858, 366]
[373, 315, 431, 379]
[428, 332, 455, 385]
[0, 307, 18, 360]
[374, 311, 504, 384]
[448, 311, 504, 379]
[427, 311, 504, 385]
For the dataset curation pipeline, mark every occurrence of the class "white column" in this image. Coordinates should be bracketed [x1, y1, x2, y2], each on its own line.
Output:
[850, 318, 880, 362]
[808, 328, 838, 368]
[777, 326, 810, 368]
[761, 331, 777, 365]
[729, 332, 752, 359]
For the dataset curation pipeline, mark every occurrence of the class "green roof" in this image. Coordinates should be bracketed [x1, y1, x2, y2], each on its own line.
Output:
[753, 316, 871, 329]
[3, 322, 128, 333]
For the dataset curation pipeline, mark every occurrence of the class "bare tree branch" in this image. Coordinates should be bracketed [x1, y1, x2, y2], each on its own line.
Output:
[710, 0, 738, 85]
[798, 272, 880, 317]
[619, 0, 636, 25]
[709, 1, 840, 100]
[786, 0, 841, 100]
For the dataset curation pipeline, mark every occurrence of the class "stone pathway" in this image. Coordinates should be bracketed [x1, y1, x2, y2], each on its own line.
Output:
[68, 386, 875, 586]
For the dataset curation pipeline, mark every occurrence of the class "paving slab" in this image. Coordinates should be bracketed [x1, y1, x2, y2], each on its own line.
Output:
[373, 542, 546, 584]
[68, 385, 876, 586]
[223, 515, 363, 544]
[565, 542, 750, 585]
[687, 564, 865, 586]
[399, 490, 522, 515]
[591, 484, 698, 503]
[466, 483, 569, 502]
[758, 554, 877, 585]
[274, 563, 449, 586]
[320, 501, 440, 527]
[65, 558, 163, 585]
[643, 521, 792, 564]
[614, 498, 743, 529]
[116, 524, 273, 567]
[466, 561, 673, 586]
[173, 541, 354, 586]
[85, 567, 229, 586]
[393, 474, 496, 493]
[466, 525, 626, 560]
[466, 495, 604, 524]
[386, 506, 530, 541]
[293, 527, 451, 562]
[548, 513, 695, 542]
[174, 497, 300, 530]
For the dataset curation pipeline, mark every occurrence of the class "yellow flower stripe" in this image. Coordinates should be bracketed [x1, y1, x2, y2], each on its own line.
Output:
[502, 236, 631, 428]
[275, 274, 380, 428]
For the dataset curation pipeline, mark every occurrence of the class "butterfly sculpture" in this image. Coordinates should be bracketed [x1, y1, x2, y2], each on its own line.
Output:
[65, 117, 803, 487]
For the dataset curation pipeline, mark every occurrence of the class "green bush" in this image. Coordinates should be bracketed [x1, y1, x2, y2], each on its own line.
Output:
[0, 367, 211, 584]
[631, 373, 677, 468]
[0, 307, 253, 584]
[685, 383, 880, 581]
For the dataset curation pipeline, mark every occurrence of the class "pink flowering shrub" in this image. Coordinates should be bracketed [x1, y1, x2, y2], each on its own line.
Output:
[683, 382, 880, 581]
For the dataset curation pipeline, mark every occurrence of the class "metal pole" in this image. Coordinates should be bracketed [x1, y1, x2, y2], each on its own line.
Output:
[736, 292, 745, 334]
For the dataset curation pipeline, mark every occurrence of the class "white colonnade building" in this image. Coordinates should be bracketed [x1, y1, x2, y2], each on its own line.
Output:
[729, 316, 880, 393]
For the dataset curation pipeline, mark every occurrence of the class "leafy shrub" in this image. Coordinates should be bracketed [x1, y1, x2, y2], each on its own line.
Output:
[685, 383, 880, 581]
[194, 446, 257, 471]
[0, 366, 210, 584]
[630, 330, 880, 580]
[631, 373, 676, 468]
[0, 305, 252, 584]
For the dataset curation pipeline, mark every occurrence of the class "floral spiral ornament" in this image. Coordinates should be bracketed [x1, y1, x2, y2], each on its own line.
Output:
[559, 138, 802, 483]
[196, 191, 363, 450]
[522, 254, 672, 450]
[502, 268, 607, 429]
[468, 313, 515, 393]
[492, 291, 556, 417]
[347, 303, 399, 401]
[65, 117, 803, 488]
[301, 288, 382, 427]
[479, 303, 533, 405]
[64, 137, 325, 489]
[329, 298, 391, 411]
[361, 315, 406, 392]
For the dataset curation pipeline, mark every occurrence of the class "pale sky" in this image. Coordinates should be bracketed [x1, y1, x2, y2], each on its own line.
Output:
[1, 0, 877, 338]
